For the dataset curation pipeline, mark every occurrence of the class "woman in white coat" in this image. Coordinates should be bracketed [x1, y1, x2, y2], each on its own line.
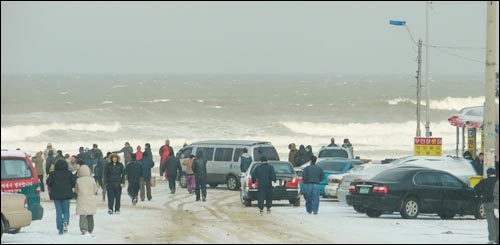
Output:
[75, 165, 97, 235]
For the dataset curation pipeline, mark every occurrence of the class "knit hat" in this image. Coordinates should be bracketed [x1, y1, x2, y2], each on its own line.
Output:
[486, 168, 496, 176]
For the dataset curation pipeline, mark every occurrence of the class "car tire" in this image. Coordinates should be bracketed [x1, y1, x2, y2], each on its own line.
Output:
[8, 228, 20, 234]
[179, 173, 187, 188]
[438, 212, 455, 220]
[353, 205, 366, 213]
[226, 175, 239, 191]
[474, 200, 486, 220]
[365, 209, 383, 218]
[289, 198, 300, 207]
[400, 197, 420, 219]
[209, 184, 218, 188]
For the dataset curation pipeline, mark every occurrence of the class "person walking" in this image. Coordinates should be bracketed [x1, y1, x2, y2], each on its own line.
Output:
[103, 153, 125, 214]
[493, 179, 498, 244]
[183, 155, 196, 194]
[139, 145, 154, 201]
[252, 157, 276, 214]
[474, 168, 498, 244]
[159, 139, 174, 177]
[45, 150, 56, 175]
[113, 142, 133, 166]
[125, 154, 143, 205]
[33, 151, 45, 192]
[239, 148, 253, 173]
[75, 165, 97, 235]
[162, 151, 182, 194]
[94, 152, 110, 201]
[288, 143, 298, 164]
[46, 159, 76, 235]
[302, 156, 324, 215]
[192, 151, 208, 202]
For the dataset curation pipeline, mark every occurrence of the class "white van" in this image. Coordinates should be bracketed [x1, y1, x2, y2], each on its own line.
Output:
[176, 140, 280, 191]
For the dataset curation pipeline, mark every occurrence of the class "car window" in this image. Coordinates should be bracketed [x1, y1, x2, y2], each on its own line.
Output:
[250, 162, 293, 175]
[1, 158, 33, 180]
[214, 148, 234, 162]
[177, 147, 193, 159]
[253, 147, 279, 161]
[371, 170, 412, 182]
[233, 148, 245, 162]
[196, 147, 214, 161]
[318, 149, 348, 158]
[414, 172, 441, 186]
[317, 161, 347, 171]
[440, 173, 464, 188]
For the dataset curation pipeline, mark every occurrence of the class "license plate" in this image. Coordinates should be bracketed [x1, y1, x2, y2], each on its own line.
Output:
[359, 187, 370, 194]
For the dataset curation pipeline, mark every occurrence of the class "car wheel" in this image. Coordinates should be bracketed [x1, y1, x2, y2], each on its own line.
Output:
[400, 197, 419, 219]
[209, 183, 218, 188]
[474, 200, 486, 220]
[365, 209, 383, 218]
[353, 205, 366, 213]
[438, 212, 455, 220]
[179, 173, 187, 188]
[226, 175, 239, 191]
[8, 228, 20, 234]
[289, 198, 300, 207]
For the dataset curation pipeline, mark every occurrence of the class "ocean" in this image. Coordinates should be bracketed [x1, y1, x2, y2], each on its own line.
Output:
[0, 73, 491, 161]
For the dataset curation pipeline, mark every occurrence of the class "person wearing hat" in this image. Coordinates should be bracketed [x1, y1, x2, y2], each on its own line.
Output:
[474, 168, 498, 244]
[44, 142, 54, 159]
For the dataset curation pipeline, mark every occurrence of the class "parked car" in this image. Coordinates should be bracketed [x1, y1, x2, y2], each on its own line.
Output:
[346, 167, 484, 219]
[317, 146, 354, 160]
[1, 192, 32, 238]
[176, 140, 280, 191]
[1, 150, 43, 221]
[325, 163, 382, 199]
[240, 161, 300, 207]
[299, 159, 363, 197]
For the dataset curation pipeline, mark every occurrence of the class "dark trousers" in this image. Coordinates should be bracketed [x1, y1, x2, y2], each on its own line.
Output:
[38, 174, 45, 192]
[195, 176, 207, 200]
[257, 186, 273, 210]
[79, 215, 94, 233]
[139, 177, 152, 201]
[127, 181, 140, 200]
[168, 176, 177, 193]
[107, 184, 122, 212]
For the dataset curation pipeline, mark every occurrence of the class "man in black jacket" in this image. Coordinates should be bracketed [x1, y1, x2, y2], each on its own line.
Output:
[46, 159, 76, 235]
[302, 156, 324, 215]
[474, 168, 498, 244]
[104, 154, 125, 215]
[252, 157, 277, 214]
[192, 151, 208, 202]
[125, 154, 143, 205]
[161, 151, 182, 194]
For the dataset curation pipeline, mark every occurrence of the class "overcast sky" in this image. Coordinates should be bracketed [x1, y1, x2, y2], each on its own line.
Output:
[1, 1, 498, 75]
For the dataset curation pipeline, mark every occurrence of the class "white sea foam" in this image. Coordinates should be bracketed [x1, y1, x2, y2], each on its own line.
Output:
[1, 122, 122, 142]
[386, 96, 490, 111]
[140, 99, 171, 103]
[112, 85, 127, 89]
[211, 106, 223, 109]
[59, 91, 69, 95]
[102, 101, 113, 105]
[196, 99, 205, 103]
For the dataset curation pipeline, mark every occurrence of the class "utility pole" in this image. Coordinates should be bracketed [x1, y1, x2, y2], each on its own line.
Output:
[483, 1, 497, 177]
[425, 1, 431, 137]
[416, 39, 423, 137]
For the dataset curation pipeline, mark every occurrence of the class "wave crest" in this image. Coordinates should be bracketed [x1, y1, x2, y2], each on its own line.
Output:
[1, 122, 122, 141]
[386, 96, 487, 111]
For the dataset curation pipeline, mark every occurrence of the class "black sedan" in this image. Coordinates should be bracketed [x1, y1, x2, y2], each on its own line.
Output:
[346, 167, 484, 219]
[240, 161, 301, 207]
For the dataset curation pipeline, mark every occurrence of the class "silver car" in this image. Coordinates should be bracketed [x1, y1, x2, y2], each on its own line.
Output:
[176, 140, 280, 191]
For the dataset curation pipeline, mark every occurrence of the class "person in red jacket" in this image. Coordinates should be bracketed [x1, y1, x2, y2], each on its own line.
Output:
[159, 139, 174, 179]
[136, 145, 143, 161]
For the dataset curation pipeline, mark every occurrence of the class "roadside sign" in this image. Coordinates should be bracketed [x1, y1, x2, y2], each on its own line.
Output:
[414, 137, 442, 156]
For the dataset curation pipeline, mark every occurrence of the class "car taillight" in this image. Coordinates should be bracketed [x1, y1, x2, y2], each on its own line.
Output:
[248, 179, 258, 189]
[285, 177, 299, 188]
[36, 186, 41, 195]
[372, 186, 388, 194]
[24, 198, 28, 209]
[349, 185, 357, 193]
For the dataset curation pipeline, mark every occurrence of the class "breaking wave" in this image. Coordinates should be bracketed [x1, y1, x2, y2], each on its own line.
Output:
[1, 122, 122, 141]
[386, 96, 487, 111]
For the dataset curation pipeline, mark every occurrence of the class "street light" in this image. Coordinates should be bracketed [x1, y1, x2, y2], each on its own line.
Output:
[390, 20, 423, 137]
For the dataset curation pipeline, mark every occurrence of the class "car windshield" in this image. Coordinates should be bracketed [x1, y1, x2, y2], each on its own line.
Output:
[318, 149, 348, 158]
[317, 161, 348, 172]
[250, 162, 294, 175]
[1, 158, 33, 180]
[253, 147, 280, 161]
